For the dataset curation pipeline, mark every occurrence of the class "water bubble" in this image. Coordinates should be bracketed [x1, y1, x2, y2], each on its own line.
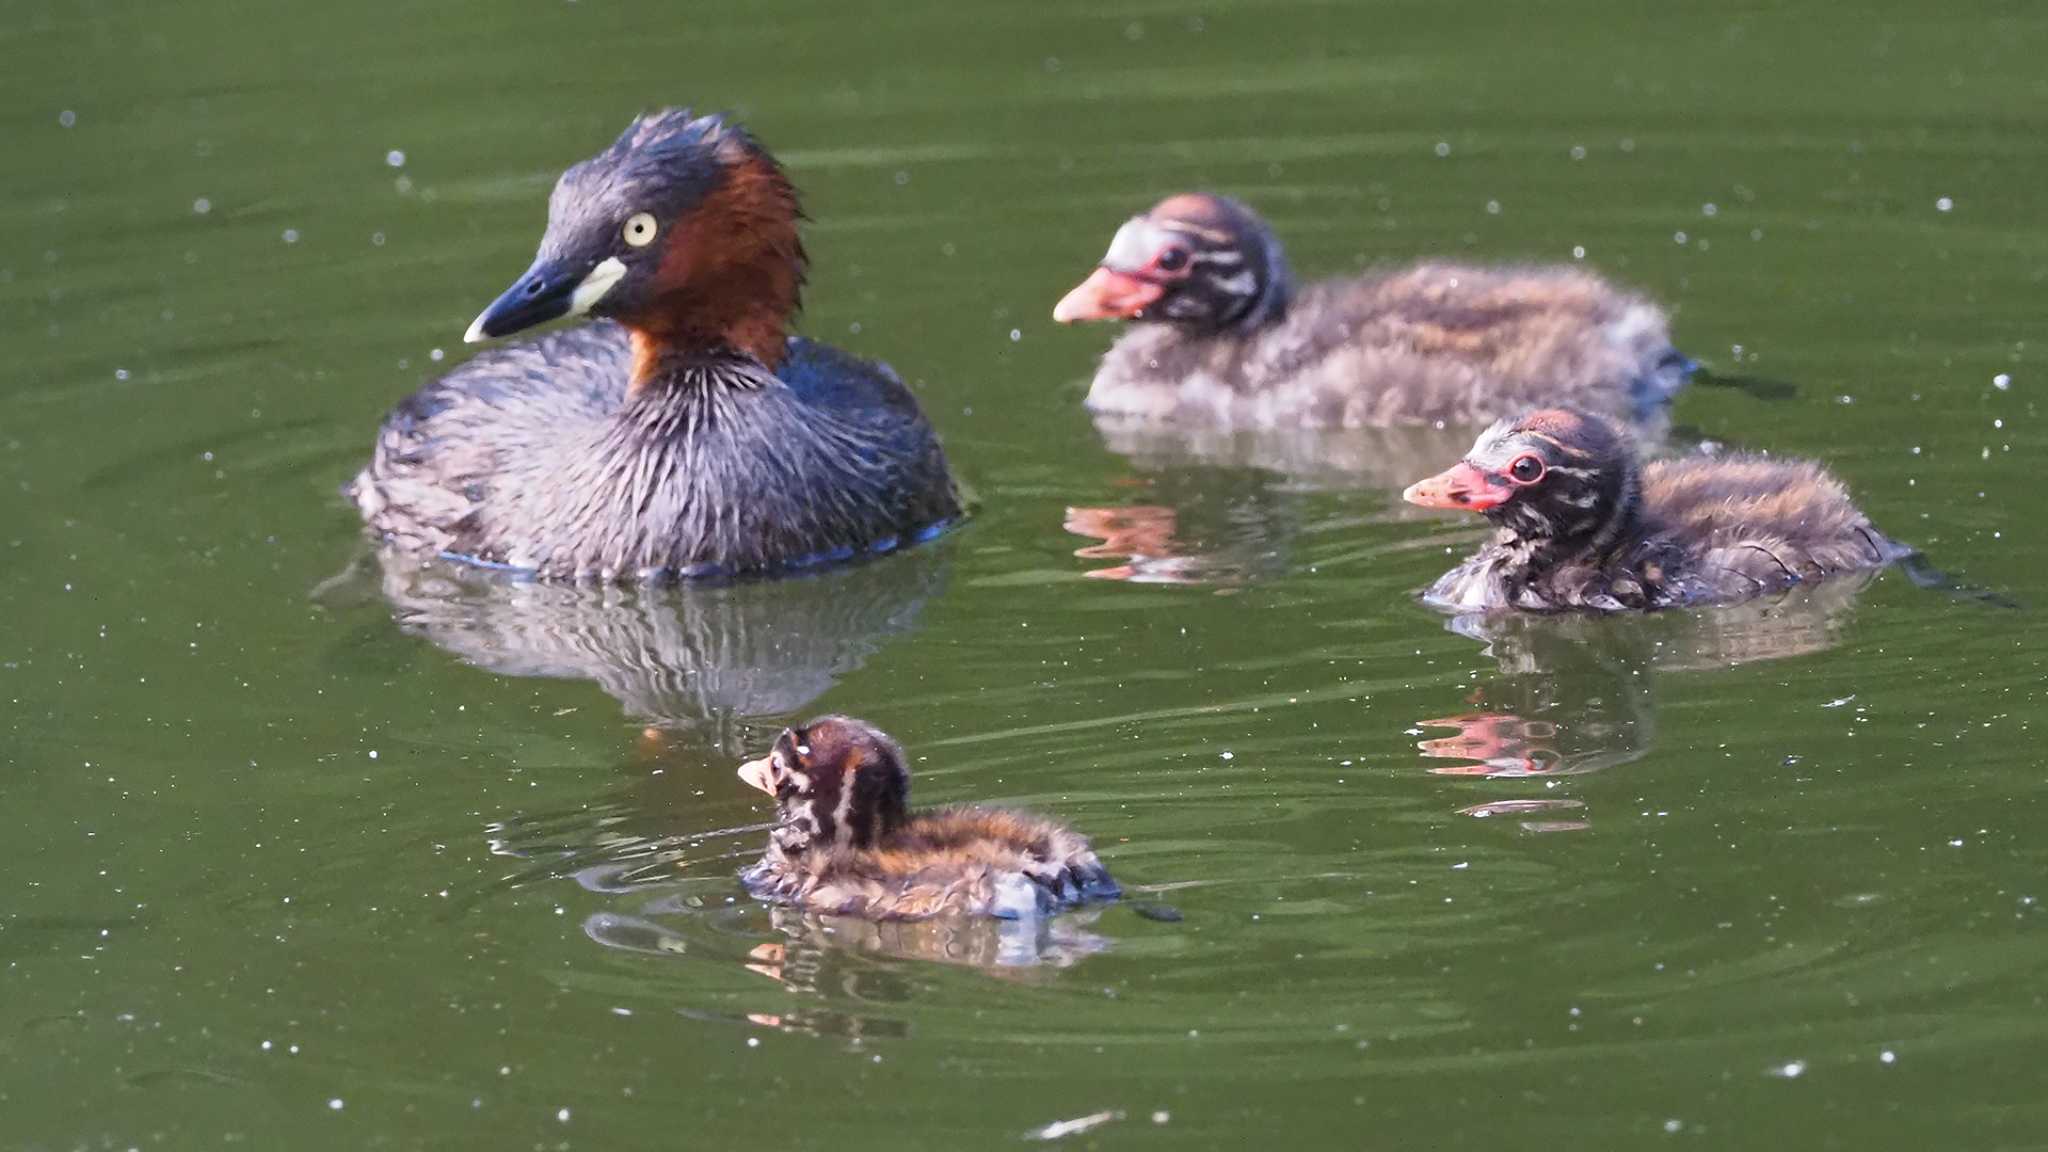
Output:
[1571, 245, 1586, 260]
[1772, 1060, 1807, 1079]
[1993, 373, 2011, 390]
[1664, 1119, 1684, 1134]
[1484, 200, 1501, 215]
[58, 110, 77, 128]
[1009, 328, 1022, 342]
[114, 368, 130, 381]
[1880, 1049, 1897, 1065]
[327, 1098, 345, 1111]
[430, 348, 445, 362]
[1568, 144, 1586, 160]
[384, 149, 406, 168]
[1702, 202, 1718, 217]
[1434, 141, 1451, 158]
[1935, 196, 1954, 213]
[1619, 137, 1636, 152]
[556, 1108, 571, 1123]
[192, 197, 212, 215]
[282, 228, 301, 244]
[1673, 231, 1689, 245]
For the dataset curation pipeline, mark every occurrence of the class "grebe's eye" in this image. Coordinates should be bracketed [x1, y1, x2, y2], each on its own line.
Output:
[1155, 246, 1190, 272]
[622, 212, 659, 248]
[1508, 454, 1546, 484]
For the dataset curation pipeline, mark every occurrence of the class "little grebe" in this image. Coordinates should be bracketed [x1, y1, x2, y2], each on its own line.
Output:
[736, 716, 1120, 921]
[1402, 408, 1911, 612]
[1053, 193, 1690, 428]
[350, 110, 961, 580]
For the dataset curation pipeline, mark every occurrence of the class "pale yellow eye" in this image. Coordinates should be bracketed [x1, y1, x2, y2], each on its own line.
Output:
[622, 212, 658, 248]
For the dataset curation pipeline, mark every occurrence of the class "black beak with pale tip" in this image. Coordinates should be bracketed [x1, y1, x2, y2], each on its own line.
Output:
[463, 248, 634, 344]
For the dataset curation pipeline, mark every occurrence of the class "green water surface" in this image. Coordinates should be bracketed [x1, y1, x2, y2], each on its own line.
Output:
[3, 0, 2047, 1147]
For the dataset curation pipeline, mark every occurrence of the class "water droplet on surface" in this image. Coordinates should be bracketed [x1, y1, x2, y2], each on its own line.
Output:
[385, 149, 406, 168]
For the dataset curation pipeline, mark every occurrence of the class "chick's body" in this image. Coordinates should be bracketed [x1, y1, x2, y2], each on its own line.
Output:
[737, 718, 1118, 922]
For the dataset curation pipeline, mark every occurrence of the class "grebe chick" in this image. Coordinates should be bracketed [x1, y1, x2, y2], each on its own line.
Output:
[1402, 408, 1912, 613]
[1053, 193, 1689, 428]
[736, 716, 1119, 921]
[350, 109, 961, 580]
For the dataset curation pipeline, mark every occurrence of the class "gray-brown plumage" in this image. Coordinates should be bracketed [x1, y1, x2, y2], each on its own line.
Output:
[1053, 193, 1689, 428]
[349, 110, 960, 580]
[736, 716, 1120, 921]
[1403, 408, 1912, 612]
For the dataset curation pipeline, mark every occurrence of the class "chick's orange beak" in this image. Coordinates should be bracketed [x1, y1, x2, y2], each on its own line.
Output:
[1403, 461, 1513, 512]
[736, 755, 777, 797]
[1053, 267, 1167, 323]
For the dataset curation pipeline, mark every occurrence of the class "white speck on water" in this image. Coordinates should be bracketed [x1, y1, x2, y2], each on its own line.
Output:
[1673, 230, 1689, 245]
[1452, 861, 1470, 870]
[1009, 328, 1022, 342]
[1993, 373, 2011, 390]
[282, 228, 300, 244]
[1751, 227, 1765, 240]
[893, 170, 910, 186]
[1434, 141, 1451, 157]
[1028, 1111, 1122, 1141]
[1569, 144, 1586, 160]
[556, 1107, 571, 1123]
[1152, 1111, 1171, 1125]
[1950, 838, 1965, 847]
[114, 368, 130, 381]
[1936, 196, 1954, 212]
[327, 1098, 344, 1112]
[385, 149, 407, 168]
[1571, 245, 1586, 259]
[610, 1006, 632, 1017]
[1702, 202, 1718, 217]
[367, 750, 378, 760]
[1880, 1049, 1897, 1065]
[1485, 199, 1501, 215]
[1619, 137, 1636, 152]
[746, 1036, 760, 1048]
[1664, 1119, 1684, 1134]
[59, 109, 77, 128]
[370, 231, 386, 247]
[429, 348, 444, 362]
[192, 197, 212, 215]
[260, 1040, 272, 1050]
[1772, 1060, 1807, 1079]
[1219, 751, 1234, 761]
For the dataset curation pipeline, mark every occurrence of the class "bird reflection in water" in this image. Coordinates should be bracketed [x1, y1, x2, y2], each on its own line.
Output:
[1065, 423, 1488, 586]
[1420, 575, 1884, 830]
[582, 895, 1109, 1040]
[344, 542, 945, 755]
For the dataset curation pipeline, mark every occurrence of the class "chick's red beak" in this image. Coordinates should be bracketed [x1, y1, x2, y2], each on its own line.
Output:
[1053, 267, 1167, 323]
[1402, 461, 1514, 512]
[736, 756, 777, 797]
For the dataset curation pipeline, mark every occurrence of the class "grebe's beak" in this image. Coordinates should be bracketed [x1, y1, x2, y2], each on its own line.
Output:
[1402, 461, 1514, 512]
[463, 255, 628, 343]
[1053, 266, 1167, 323]
[736, 755, 777, 797]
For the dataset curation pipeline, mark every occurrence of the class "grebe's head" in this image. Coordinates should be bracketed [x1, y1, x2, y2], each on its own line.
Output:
[1053, 192, 1290, 334]
[1402, 408, 1640, 551]
[465, 108, 805, 370]
[736, 716, 910, 853]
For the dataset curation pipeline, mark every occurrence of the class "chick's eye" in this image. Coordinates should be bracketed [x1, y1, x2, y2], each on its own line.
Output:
[1155, 246, 1190, 272]
[1508, 454, 1546, 484]
[622, 212, 658, 248]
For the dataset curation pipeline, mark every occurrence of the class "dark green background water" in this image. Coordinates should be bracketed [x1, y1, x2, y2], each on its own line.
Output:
[4, 0, 2046, 1147]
